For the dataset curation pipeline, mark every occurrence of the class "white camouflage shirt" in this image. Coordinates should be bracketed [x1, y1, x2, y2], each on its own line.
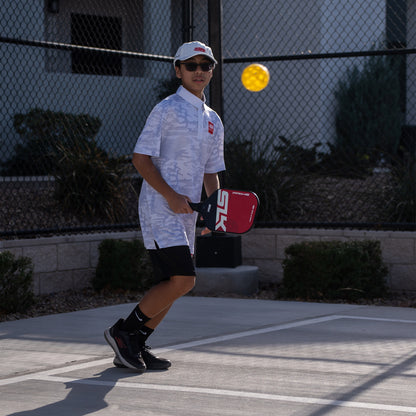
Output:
[133, 86, 225, 253]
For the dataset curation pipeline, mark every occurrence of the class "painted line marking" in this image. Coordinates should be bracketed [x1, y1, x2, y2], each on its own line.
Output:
[1, 314, 415, 413]
[155, 315, 340, 354]
[34, 374, 416, 414]
[0, 315, 340, 387]
[334, 315, 416, 324]
[1, 314, 415, 387]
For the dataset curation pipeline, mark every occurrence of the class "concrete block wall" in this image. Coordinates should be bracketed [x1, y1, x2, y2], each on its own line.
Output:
[0, 231, 142, 295]
[1, 228, 415, 294]
[242, 228, 416, 292]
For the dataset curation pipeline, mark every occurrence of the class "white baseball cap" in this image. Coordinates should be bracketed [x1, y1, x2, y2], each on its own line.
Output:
[173, 41, 217, 67]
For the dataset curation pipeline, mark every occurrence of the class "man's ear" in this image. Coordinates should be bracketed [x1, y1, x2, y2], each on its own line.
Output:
[175, 65, 182, 79]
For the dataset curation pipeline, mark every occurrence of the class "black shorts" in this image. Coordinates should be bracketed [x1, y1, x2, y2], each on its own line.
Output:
[148, 245, 195, 284]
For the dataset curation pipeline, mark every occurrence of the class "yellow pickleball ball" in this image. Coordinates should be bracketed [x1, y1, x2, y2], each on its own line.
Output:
[241, 64, 270, 92]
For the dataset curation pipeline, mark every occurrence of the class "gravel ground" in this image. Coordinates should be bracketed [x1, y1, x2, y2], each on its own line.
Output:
[0, 179, 141, 236]
[0, 172, 396, 236]
[1, 284, 415, 323]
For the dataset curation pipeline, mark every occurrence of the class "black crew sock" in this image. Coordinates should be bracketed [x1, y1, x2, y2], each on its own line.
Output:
[136, 326, 154, 346]
[121, 305, 150, 332]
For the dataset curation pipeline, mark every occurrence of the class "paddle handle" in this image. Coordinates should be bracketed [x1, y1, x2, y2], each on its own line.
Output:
[188, 202, 203, 212]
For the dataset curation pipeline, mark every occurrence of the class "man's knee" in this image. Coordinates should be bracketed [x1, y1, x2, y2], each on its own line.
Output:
[170, 275, 195, 295]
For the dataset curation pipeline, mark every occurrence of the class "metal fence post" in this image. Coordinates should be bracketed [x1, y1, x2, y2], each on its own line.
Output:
[208, 0, 224, 120]
[182, 0, 193, 43]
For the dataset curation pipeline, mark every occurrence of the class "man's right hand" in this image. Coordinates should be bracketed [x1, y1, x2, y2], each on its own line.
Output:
[133, 153, 194, 215]
[167, 193, 194, 214]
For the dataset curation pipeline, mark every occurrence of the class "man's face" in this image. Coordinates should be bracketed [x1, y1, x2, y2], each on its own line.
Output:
[175, 55, 214, 98]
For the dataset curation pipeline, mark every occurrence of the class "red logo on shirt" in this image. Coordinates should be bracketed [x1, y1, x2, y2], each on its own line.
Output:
[208, 122, 214, 134]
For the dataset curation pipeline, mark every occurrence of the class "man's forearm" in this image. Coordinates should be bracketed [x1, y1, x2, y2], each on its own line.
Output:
[203, 173, 220, 197]
[133, 153, 175, 200]
[132, 153, 193, 214]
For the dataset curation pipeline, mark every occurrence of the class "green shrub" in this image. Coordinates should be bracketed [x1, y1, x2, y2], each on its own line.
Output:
[334, 54, 403, 168]
[2, 108, 101, 176]
[280, 240, 388, 301]
[0, 251, 34, 313]
[93, 239, 153, 292]
[54, 140, 129, 222]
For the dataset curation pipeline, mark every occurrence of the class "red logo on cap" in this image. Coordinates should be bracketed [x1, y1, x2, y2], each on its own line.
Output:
[194, 47, 206, 52]
[208, 122, 214, 134]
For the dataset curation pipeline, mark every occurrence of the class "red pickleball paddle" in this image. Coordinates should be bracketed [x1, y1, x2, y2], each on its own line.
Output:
[189, 189, 259, 234]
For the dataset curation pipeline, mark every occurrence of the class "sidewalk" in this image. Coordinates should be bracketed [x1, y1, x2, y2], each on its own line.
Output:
[0, 297, 415, 415]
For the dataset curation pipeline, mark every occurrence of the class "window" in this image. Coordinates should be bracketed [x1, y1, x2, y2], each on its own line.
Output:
[71, 13, 122, 76]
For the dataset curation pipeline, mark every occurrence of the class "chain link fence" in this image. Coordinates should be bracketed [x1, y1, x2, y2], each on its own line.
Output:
[0, 0, 184, 237]
[1, 0, 416, 238]
[221, 0, 416, 229]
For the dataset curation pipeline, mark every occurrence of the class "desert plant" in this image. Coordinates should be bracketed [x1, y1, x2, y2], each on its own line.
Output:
[280, 240, 388, 301]
[93, 239, 152, 291]
[388, 152, 416, 223]
[223, 134, 303, 222]
[0, 251, 34, 313]
[54, 139, 129, 222]
[2, 108, 101, 175]
[316, 142, 373, 179]
[334, 54, 403, 168]
[274, 135, 323, 174]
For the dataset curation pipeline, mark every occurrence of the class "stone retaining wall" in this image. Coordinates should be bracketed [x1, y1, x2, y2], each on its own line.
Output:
[1, 231, 141, 295]
[1, 228, 415, 294]
[243, 228, 416, 292]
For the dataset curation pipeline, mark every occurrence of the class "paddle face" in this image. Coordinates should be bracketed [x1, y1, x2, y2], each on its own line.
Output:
[190, 189, 259, 234]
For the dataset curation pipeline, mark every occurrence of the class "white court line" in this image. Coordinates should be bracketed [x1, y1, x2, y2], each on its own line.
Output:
[1, 314, 415, 387]
[0, 358, 113, 387]
[1, 314, 415, 413]
[0, 315, 339, 387]
[35, 374, 416, 414]
[155, 315, 339, 354]
[334, 315, 416, 324]
[154, 314, 416, 354]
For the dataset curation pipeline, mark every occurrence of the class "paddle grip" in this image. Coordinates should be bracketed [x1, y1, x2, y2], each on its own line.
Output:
[188, 201, 202, 212]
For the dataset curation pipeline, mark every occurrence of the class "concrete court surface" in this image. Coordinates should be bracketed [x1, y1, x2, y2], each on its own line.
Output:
[0, 296, 415, 416]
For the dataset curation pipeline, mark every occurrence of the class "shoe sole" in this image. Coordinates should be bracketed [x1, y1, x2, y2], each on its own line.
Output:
[113, 357, 127, 368]
[113, 355, 171, 370]
[104, 329, 146, 373]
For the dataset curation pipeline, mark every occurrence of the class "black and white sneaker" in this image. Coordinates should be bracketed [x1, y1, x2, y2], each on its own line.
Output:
[104, 319, 146, 372]
[113, 344, 171, 370]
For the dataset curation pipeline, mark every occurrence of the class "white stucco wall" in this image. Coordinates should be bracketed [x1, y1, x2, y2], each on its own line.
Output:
[1, 0, 410, 164]
[0, 0, 175, 162]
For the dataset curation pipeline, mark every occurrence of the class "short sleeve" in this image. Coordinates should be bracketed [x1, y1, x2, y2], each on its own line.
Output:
[133, 104, 164, 156]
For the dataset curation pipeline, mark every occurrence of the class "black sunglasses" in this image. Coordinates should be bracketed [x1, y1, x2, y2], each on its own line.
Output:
[181, 62, 214, 72]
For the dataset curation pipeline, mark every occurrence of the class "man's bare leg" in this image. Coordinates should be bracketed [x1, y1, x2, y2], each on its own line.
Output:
[139, 275, 195, 324]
